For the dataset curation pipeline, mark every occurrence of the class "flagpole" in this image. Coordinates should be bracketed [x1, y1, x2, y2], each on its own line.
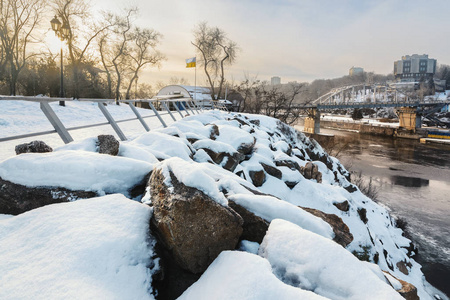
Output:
[194, 58, 197, 103]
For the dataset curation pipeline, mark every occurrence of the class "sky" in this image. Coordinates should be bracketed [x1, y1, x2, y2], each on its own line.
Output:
[91, 0, 450, 87]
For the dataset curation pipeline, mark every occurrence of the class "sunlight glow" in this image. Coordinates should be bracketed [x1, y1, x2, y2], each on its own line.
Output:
[44, 31, 62, 55]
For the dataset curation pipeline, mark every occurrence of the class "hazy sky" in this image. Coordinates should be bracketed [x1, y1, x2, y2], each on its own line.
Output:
[93, 0, 450, 87]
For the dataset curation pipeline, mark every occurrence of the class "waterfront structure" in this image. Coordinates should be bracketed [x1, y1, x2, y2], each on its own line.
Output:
[394, 54, 437, 82]
[349, 67, 364, 76]
[271, 76, 281, 85]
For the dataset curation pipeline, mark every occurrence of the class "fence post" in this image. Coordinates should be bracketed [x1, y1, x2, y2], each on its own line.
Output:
[40, 102, 74, 144]
[162, 101, 177, 121]
[173, 101, 184, 118]
[191, 100, 200, 114]
[127, 101, 150, 132]
[97, 102, 127, 141]
[148, 102, 167, 128]
[185, 101, 196, 115]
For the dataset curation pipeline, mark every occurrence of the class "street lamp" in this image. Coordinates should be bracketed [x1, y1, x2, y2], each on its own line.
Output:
[50, 16, 69, 106]
[135, 76, 139, 100]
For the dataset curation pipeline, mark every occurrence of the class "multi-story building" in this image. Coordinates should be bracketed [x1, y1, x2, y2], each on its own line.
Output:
[271, 76, 281, 85]
[349, 67, 364, 76]
[394, 54, 436, 82]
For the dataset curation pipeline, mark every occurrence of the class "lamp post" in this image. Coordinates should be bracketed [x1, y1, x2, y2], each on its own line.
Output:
[50, 16, 69, 106]
[135, 76, 139, 100]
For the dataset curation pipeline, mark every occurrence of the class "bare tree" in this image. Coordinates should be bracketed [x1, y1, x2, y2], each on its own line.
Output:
[262, 83, 304, 124]
[169, 76, 189, 86]
[135, 82, 154, 99]
[124, 27, 164, 99]
[191, 22, 237, 100]
[235, 74, 260, 112]
[0, 0, 44, 95]
[237, 79, 305, 125]
[98, 33, 114, 98]
[108, 8, 136, 103]
[53, 0, 113, 98]
[97, 8, 164, 102]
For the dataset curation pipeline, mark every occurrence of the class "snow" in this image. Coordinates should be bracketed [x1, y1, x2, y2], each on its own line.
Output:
[214, 124, 255, 150]
[192, 139, 237, 155]
[259, 219, 403, 300]
[0, 150, 152, 196]
[128, 131, 193, 161]
[0, 194, 157, 300]
[179, 251, 328, 300]
[228, 193, 334, 239]
[0, 99, 180, 161]
[238, 240, 260, 254]
[0, 99, 444, 300]
[156, 157, 230, 206]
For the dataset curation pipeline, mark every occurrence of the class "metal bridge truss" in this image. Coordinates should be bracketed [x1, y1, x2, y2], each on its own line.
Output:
[0, 95, 228, 144]
[301, 84, 449, 110]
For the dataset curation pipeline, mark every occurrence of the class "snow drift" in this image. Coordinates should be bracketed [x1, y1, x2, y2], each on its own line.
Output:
[0, 106, 444, 299]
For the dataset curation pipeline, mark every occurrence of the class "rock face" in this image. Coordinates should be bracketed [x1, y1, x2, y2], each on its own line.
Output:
[300, 161, 322, 183]
[333, 200, 350, 212]
[396, 278, 419, 300]
[300, 206, 354, 247]
[15, 140, 52, 155]
[237, 137, 256, 155]
[383, 272, 419, 300]
[228, 200, 269, 244]
[97, 135, 120, 156]
[152, 242, 201, 300]
[396, 260, 412, 275]
[149, 168, 243, 274]
[275, 159, 300, 171]
[200, 148, 244, 172]
[248, 170, 266, 187]
[0, 177, 97, 215]
[261, 163, 282, 179]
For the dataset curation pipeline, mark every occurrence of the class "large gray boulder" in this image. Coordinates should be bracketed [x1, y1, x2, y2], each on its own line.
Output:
[248, 169, 266, 187]
[300, 206, 353, 248]
[301, 161, 322, 183]
[0, 177, 97, 215]
[15, 140, 52, 155]
[97, 135, 119, 156]
[149, 168, 243, 274]
[228, 200, 269, 244]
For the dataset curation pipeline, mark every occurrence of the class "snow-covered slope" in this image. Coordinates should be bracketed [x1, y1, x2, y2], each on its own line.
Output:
[0, 105, 445, 299]
[0, 194, 158, 299]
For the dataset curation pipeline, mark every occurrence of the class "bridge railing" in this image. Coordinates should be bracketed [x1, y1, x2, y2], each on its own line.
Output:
[0, 95, 224, 145]
[305, 83, 449, 108]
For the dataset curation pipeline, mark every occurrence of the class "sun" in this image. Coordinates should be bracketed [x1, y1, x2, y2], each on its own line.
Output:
[43, 30, 63, 55]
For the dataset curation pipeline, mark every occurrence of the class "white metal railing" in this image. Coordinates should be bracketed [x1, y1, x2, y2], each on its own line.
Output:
[0, 95, 226, 144]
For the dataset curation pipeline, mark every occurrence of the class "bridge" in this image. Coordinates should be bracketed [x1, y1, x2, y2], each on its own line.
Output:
[293, 84, 450, 133]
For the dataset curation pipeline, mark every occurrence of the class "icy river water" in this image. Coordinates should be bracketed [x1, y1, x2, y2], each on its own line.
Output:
[320, 128, 450, 296]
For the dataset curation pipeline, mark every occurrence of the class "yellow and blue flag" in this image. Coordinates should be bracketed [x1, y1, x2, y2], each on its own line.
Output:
[186, 57, 196, 68]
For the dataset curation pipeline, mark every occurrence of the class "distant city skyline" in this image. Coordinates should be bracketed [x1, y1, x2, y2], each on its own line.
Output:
[93, 0, 450, 87]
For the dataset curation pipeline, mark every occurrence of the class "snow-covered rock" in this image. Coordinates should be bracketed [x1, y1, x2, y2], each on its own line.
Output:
[0, 107, 441, 299]
[0, 194, 158, 300]
[0, 177, 97, 215]
[149, 164, 243, 274]
[179, 251, 328, 300]
[0, 150, 152, 196]
[259, 219, 403, 300]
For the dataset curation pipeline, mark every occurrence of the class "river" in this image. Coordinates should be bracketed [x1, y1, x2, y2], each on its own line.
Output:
[317, 127, 450, 297]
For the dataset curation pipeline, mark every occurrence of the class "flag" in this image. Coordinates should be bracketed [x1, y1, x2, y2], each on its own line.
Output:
[186, 57, 196, 68]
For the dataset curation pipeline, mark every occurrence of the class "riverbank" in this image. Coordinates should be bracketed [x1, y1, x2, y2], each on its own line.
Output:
[300, 115, 450, 145]
[299, 126, 450, 297]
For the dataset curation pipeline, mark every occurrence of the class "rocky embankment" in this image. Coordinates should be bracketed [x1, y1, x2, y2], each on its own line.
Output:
[1, 111, 440, 299]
